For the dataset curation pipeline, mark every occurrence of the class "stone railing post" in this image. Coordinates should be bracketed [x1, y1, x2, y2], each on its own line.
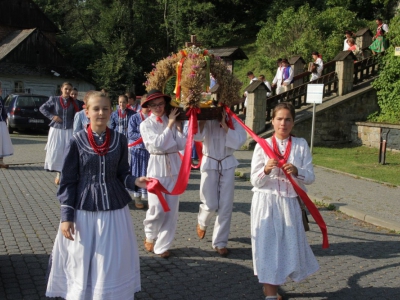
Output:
[355, 28, 373, 58]
[289, 56, 306, 88]
[245, 81, 268, 135]
[334, 51, 356, 96]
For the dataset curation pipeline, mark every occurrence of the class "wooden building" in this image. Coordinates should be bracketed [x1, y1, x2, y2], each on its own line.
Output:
[0, 0, 95, 98]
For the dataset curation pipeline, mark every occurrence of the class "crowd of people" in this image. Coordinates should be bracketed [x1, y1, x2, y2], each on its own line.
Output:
[23, 83, 286, 299]
[242, 17, 389, 105]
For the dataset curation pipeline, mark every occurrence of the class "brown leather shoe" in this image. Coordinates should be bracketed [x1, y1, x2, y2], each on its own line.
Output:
[159, 251, 170, 258]
[144, 239, 154, 252]
[196, 224, 206, 239]
[215, 247, 229, 257]
[0, 164, 9, 169]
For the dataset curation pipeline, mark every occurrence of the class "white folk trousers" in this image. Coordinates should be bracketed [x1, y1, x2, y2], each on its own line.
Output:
[198, 167, 235, 249]
[143, 175, 179, 254]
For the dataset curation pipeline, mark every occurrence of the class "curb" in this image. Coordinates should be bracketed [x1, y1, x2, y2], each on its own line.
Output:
[235, 167, 400, 233]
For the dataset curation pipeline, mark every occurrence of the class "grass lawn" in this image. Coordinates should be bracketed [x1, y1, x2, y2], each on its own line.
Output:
[312, 146, 400, 186]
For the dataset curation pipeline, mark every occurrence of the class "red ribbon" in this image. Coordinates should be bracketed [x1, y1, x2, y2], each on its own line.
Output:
[128, 137, 143, 148]
[175, 57, 186, 100]
[145, 107, 200, 212]
[156, 116, 163, 123]
[223, 105, 329, 249]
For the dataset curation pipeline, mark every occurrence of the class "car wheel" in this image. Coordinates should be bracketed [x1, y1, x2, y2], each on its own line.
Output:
[6, 119, 14, 134]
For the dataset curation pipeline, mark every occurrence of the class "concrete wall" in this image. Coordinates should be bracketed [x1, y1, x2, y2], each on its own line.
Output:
[292, 87, 379, 146]
[352, 122, 400, 151]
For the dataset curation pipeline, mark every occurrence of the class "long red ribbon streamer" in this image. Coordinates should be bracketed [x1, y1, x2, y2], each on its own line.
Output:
[223, 105, 329, 249]
[145, 107, 200, 212]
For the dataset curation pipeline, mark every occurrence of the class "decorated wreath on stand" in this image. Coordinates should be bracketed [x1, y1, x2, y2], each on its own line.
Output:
[144, 45, 242, 113]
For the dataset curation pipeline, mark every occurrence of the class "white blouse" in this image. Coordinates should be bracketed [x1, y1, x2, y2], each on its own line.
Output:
[140, 114, 186, 178]
[194, 118, 247, 171]
[250, 136, 315, 197]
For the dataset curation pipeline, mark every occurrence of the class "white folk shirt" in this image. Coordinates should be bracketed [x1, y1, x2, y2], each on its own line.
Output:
[194, 118, 247, 171]
[140, 114, 186, 179]
[250, 137, 315, 198]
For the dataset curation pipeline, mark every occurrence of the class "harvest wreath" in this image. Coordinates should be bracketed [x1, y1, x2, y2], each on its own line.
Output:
[144, 45, 242, 119]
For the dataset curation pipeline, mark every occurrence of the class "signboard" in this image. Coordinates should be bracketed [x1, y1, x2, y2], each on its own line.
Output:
[306, 84, 324, 104]
[395, 47, 400, 56]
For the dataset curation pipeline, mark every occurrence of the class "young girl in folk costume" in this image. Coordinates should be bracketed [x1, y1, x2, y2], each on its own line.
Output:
[46, 92, 148, 299]
[369, 17, 389, 54]
[0, 83, 13, 168]
[140, 89, 186, 258]
[40, 82, 80, 184]
[250, 103, 319, 300]
[110, 94, 135, 138]
[128, 95, 150, 209]
[195, 111, 247, 257]
[73, 90, 94, 135]
[126, 92, 141, 112]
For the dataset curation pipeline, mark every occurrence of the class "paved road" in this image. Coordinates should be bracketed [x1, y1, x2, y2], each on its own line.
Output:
[0, 135, 399, 299]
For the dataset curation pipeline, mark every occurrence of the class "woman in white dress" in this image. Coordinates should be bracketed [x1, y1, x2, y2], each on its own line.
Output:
[46, 92, 149, 299]
[250, 102, 319, 300]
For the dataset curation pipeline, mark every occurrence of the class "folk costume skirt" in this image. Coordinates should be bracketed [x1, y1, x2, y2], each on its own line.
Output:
[251, 192, 319, 285]
[130, 147, 150, 197]
[0, 122, 13, 157]
[44, 127, 73, 172]
[46, 206, 141, 300]
[369, 36, 389, 53]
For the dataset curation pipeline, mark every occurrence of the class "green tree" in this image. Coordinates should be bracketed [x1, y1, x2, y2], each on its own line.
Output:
[370, 13, 400, 124]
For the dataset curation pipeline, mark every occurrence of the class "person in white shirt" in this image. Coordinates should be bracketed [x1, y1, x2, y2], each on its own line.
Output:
[195, 111, 247, 256]
[140, 89, 186, 258]
[272, 59, 293, 95]
[258, 75, 272, 97]
[343, 30, 354, 51]
[243, 71, 258, 113]
[311, 52, 324, 79]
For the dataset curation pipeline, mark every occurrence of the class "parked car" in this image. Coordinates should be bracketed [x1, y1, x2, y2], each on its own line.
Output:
[3, 93, 50, 133]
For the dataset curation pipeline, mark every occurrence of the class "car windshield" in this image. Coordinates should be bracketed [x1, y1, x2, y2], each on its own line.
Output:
[17, 96, 48, 108]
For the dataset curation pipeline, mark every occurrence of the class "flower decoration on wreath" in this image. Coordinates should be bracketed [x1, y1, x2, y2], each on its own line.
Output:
[144, 45, 242, 111]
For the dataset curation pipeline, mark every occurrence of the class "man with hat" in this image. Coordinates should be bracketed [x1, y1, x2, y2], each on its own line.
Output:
[140, 89, 186, 258]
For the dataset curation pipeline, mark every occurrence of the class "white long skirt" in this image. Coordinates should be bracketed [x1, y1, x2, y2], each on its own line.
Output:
[44, 127, 73, 172]
[46, 206, 141, 300]
[0, 122, 13, 157]
[251, 192, 319, 285]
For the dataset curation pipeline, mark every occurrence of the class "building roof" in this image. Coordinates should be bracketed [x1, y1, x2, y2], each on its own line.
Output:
[0, 0, 58, 33]
[0, 62, 86, 79]
[209, 47, 248, 60]
[0, 29, 36, 60]
[355, 28, 373, 37]
[333, 51, 357, 61]
[244, 80, 270, 93]
[289, 55, 306, 65]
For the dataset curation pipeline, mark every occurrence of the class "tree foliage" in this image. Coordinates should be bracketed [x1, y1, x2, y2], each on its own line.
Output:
[370, 13, 400, 124]
[32, 0, 396, 101]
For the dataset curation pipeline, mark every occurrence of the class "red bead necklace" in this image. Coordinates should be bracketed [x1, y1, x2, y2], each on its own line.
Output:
[87, 126, 111, 156]
[59, 96, 71, 109]
[118, 109, 127, 118]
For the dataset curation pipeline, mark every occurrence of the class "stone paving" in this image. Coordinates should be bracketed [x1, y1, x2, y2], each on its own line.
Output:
[0, 134, 399, 299]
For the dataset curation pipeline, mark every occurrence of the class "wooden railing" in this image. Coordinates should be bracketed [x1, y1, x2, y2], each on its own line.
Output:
[229, 55, 379, 120]
[265, 71, 338, 121]
[353, 55, 379, 85]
